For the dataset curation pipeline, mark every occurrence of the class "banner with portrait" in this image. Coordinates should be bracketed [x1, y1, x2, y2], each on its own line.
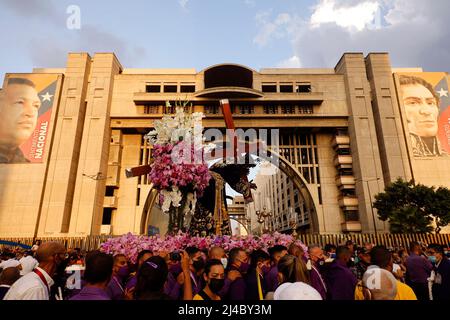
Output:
[395, 72, 450, 157]
[0, 74, 60, 164]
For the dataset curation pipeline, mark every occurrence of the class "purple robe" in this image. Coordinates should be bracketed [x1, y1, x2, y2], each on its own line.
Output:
[164, 270, 202, 299]
[406, 253, 432, 284]
[106, 276, 125, 300]
[69, 286, 110, 300]
[324, 259, 357, 300]
[125, 275, 137, 290]
[310, 264, 327, 300]
[218, 278, 232, 298]
[265, 265, 279, 292]
[225, 266, 246, 300]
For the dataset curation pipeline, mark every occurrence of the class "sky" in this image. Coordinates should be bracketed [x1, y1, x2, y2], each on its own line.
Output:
[1, 0, 450, 82]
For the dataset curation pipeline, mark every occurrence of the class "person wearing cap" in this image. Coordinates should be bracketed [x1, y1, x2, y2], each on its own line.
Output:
[18, 251, 38, 276]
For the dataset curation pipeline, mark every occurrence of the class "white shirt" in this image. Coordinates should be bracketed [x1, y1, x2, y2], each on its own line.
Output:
[19, 256, 39, 276]
[3, 267, 54, 300]
[0, 259, 20, 269]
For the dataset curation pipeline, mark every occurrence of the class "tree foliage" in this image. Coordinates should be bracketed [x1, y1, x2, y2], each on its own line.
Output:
[373, 178, 450, 233]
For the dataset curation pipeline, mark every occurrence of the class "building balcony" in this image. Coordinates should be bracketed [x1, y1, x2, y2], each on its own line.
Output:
[103, 196, 118, 208]
[338, 196, 359, 209]
[334, 155, 353, 167]
[106, 164, 120, 187]
[341, 221, 362, 233]
[332, 135, 350, 147]
[336, 176, 356, 189]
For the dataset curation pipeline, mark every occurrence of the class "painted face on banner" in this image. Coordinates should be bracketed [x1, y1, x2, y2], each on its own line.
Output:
[401, 84, 439, 138]
[0, 83, 41, 147]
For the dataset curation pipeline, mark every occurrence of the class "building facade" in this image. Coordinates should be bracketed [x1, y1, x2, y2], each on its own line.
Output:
[0, 52, 449, 238]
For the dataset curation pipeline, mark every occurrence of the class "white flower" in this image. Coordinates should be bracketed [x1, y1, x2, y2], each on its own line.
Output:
[160, 187, 183, 212]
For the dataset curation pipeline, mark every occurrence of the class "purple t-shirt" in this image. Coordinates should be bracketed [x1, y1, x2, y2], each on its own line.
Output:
[69, 286, 110, 300]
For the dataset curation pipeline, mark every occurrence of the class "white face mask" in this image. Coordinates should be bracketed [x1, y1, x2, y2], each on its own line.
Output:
[221, 258, 228, 269]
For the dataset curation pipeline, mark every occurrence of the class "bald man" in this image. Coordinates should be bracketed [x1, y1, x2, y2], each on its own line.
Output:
[362, 267, 397, 300]
[207, 246, 241, 299]
[0, 267, 21, 299]
[4, 242, 66, 300]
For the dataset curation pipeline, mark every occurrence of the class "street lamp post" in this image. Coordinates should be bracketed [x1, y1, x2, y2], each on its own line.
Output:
[256, 206, 272, 234]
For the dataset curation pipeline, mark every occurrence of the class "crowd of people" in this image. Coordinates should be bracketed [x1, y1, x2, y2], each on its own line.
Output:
[1, 239, 449, 301]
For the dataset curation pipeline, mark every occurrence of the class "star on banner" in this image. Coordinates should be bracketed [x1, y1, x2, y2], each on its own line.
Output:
[437, 88, 448, 97]
[41, 92, 53, 102]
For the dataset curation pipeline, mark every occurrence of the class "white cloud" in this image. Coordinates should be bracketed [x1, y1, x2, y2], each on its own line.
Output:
[244, 0, 256, 8]
[179, 0, 189, 9]
[310, 0, 381, 32]
[277, 55, 302, 68]
[252, 0, 450, 71]
[253, 11, 292, 47]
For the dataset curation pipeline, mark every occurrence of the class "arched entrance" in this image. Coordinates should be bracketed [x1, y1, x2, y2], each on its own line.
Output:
[139, 144, 319, 235]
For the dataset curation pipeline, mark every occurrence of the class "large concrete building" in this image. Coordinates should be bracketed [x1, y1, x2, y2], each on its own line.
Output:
[1, 52, 449, 238]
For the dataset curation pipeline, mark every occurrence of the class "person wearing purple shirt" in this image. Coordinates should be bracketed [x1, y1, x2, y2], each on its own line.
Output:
[266, 245, 288, 292]
[125, 250, 153, 291]
[106, 254, 131, 300]
[324, 246, 357, 300]
[70, 251, 113, 301]
[167, 247, 205, 299]
[207, 246, 242, 298]
[405, 242, 432, 300]
[225, 248, 249, 301]
[308, 244, 328, 300]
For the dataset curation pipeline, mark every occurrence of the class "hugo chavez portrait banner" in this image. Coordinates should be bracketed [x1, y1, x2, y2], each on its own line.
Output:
[0, 74, 60, 164]
[395, 72, 450, 157]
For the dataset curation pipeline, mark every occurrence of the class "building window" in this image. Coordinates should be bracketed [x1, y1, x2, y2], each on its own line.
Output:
[296, 83, 311, 93]
[102, 208, 113, 225]
[238, 105, 254, 114]
[105, 187, 115, 197]
[281, 105, 296, 114]
[143, 105, 159, 114]
[280, 84, 294, 93]
[263, 105, 278, 114]
[163, 84, 177, 93]
[298, 105, 314, 114]
[205, 105, 220, 114]
[146, 84, 160, 93]
[164, 104, 175, 114]
[318, 186, 322, 205]
[180, 84, 196, 93]
[262, 83, 277, 92]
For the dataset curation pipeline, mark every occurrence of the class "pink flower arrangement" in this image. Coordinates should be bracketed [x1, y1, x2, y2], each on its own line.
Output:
[100, 232, 308, 263]
[149, 142, 211, 197]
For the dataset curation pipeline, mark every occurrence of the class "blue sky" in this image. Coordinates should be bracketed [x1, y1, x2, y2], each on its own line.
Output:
[1, 0, 449, 82]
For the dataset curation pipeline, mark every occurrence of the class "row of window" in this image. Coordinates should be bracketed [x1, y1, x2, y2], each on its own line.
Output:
[144, 83, 312, 94]
[142, 105, 314, 115]
[261, 83, 311, 93]
[146, 84, 196, 93]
